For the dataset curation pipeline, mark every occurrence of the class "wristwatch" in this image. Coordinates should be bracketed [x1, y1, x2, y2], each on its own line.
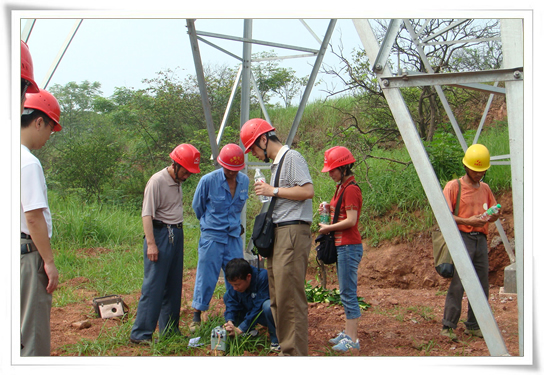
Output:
[273, 187, 279, 197]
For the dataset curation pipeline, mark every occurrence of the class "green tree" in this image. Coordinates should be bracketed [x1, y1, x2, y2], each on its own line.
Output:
[252, 51, 309, 108]
[323, 19, 501, 141]
[36, 81, 122, 202]
[52, 128, 121, 202]
[48, 81, 104, 138]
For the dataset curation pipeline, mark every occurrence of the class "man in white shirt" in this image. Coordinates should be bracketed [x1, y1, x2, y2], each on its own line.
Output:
[20, 89, 62, 356]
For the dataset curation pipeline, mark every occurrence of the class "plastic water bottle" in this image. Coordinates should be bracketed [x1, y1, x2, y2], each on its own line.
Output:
[480, 204, 501, 221]
[319, 202, 330, 224]
[254, 169, 271, 203]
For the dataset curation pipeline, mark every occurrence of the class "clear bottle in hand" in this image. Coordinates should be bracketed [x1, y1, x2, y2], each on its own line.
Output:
[254, 168, 271, 203]
[319, 201, 330, 224]
[480, 204, 501, 221]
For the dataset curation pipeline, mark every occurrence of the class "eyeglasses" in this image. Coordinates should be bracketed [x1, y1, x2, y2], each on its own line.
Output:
[45, 120, 57, 134]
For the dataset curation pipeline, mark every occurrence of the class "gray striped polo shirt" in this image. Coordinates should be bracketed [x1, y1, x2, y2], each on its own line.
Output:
[270, 145, 313, 224]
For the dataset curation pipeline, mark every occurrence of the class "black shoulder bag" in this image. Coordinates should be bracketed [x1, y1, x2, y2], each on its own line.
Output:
[315, 182, 358, 264]
[251, 151, 289, 257]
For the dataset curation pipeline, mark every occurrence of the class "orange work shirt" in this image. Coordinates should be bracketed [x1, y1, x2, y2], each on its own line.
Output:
[443, 177, 497, 235]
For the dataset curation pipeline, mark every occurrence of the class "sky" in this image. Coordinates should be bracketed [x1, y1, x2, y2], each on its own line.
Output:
[3, 1, 543, 374]
[21, 17, 364, 106]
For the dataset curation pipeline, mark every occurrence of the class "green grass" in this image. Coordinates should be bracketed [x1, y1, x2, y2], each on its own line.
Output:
[413, 338, 439, 355]
[49, 192, 203, 306]
[61, 313, 271, 356]
[63, 319, 134, 356]
[474, 121, 512, 193]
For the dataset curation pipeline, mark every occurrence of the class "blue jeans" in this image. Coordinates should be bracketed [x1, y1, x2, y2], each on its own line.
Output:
[336, 243, 363, 320]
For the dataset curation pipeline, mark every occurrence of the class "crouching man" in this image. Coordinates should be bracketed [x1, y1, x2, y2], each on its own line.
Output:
[223, 258, 279, 352]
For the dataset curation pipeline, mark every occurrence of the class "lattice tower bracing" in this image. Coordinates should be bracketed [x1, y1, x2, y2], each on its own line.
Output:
[187, 19, 337, 259]
[352, 18, 524, 356]
[23, 16, 525, 357]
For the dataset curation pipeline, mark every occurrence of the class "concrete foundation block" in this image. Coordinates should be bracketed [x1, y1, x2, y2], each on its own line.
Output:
[502, 262, 517, 294]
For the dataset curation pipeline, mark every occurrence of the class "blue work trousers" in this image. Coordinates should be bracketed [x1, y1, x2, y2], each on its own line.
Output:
[232, 299, 278, 344]
[130, 226, 184, 340]
[192, 235, 243, 311]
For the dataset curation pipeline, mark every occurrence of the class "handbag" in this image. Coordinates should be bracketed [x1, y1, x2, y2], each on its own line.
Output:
[315, 182, 358, 265]
[432, 179, 461, 278]
[251, 151, 289, 257]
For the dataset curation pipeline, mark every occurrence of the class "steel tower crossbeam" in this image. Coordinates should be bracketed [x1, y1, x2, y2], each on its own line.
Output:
[353, 17, 525, 357]
[187, 19, 337, 258]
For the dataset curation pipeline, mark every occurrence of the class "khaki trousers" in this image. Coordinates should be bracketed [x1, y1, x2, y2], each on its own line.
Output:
[267, 223, 311, 356]
[21, 251, 52, 356]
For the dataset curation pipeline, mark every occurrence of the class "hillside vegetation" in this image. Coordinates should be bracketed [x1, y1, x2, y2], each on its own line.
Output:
[46, 83, 511, 306]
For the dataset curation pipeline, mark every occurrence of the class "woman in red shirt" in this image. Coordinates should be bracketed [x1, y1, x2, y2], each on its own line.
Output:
[318, 146, 363, 352]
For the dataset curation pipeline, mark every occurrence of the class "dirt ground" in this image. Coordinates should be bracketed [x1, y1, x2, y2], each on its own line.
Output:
[49, 191, 519, 357]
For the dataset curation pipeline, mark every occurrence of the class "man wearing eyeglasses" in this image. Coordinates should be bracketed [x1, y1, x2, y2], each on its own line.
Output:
[20, 89, 62, 356]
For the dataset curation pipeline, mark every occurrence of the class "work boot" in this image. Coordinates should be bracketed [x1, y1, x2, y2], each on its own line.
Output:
[189, 321, 200, 333]
[466, 328, 484, 338]
[440, 327, 458, 341]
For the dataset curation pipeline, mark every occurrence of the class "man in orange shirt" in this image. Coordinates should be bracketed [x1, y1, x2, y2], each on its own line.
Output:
[440, 144, 500, 341]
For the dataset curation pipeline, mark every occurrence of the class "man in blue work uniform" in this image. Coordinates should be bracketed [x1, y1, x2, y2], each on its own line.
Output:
[130, 144, 200, 344]
[223, 258, 279, 352]
[190, 144, 249, 332]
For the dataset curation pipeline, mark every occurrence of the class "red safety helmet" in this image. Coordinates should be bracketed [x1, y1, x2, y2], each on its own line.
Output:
[24, 89, 62, 131]
[21, 40, 39, 94]
[170, 144, 201, 174]
[217, 143, 245, 171]
[321, 146, 356, 172]
[240, 118, 275, 154]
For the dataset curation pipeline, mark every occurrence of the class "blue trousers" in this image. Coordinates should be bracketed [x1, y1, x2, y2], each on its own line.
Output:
[192, 235, 243, 311]
[232, 299, 278, 344]
[130, 226, 184, 340]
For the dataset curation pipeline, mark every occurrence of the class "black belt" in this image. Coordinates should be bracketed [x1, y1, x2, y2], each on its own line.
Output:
[152, 220, 183, 229]
[463, 231, 485, 236]
[274, 220, 309, 228]
[21, 233, 36, 254]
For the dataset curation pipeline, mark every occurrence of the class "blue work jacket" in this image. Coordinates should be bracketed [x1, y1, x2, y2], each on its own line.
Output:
[223, 266, 270, 332]
[192, 168, 249, 244]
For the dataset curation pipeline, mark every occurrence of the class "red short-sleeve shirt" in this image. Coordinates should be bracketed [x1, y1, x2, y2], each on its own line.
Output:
[329, 176, 363, 246]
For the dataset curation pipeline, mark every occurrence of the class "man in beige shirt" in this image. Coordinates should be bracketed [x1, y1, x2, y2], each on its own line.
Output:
[130, 144, 200, 344]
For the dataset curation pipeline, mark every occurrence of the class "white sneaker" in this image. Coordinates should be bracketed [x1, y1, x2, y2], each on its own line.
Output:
[329, 331, 348, 345]
[332, 337, 360, 352]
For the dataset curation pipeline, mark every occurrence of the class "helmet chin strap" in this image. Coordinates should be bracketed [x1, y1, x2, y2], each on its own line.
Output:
[173, 163, 181, 183]
[257, 135, 270, 163]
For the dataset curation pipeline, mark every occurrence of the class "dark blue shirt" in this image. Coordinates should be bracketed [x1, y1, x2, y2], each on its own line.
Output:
[223, 266, 269, 332]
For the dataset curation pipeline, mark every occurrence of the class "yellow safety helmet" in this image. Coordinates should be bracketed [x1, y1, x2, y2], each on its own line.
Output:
[462, 144, 490, 172]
